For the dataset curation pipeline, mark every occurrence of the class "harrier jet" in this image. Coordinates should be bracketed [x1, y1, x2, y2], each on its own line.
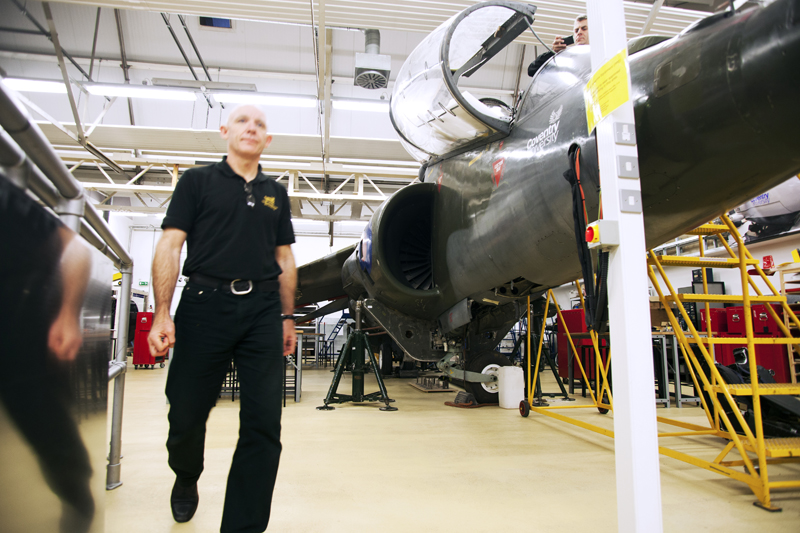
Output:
[296, 0, 800, 403]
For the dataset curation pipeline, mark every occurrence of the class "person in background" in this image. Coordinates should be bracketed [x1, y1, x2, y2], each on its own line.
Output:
[0, 174, 94, 533]
[528, 15, 590, 77]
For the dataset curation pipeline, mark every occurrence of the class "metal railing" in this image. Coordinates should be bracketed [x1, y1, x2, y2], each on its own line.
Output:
[0, 79, 133, 491]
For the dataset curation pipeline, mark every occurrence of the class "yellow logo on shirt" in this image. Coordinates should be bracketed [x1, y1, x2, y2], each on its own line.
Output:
[262, 196, 277, 210]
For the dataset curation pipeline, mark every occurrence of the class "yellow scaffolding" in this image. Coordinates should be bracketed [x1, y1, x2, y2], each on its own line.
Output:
[523, 213, 800, 510]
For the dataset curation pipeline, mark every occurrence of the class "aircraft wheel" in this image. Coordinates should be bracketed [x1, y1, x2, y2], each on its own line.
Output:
[465, 352, 511, 404]
[519, 400, 531, 418]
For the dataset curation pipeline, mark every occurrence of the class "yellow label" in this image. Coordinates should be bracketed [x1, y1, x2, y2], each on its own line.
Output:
[262, 196, 278, 210]
[584, 48, 630, 133]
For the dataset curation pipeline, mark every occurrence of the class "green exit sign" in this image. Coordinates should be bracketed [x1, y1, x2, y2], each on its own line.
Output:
[139, 281, 149, 286]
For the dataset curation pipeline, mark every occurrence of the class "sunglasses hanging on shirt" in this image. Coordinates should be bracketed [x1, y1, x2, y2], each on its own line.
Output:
[243, 182, 256, 208]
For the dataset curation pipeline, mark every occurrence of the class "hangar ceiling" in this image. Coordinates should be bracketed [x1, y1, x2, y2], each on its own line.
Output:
[0, 0, 747, 222]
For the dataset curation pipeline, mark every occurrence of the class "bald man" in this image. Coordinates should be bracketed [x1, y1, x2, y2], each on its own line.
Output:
[148, 105, 297, 532]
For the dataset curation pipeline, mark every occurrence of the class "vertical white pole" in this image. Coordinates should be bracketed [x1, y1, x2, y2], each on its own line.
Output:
[295, 332, 303, 402]
[585, 2, 664, 532]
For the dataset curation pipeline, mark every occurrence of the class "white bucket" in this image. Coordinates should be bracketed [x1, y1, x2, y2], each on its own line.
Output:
[498, 366, 524, 409]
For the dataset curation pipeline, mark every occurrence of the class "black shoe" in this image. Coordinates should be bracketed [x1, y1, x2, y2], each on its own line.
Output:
[170, 480, 198, 523]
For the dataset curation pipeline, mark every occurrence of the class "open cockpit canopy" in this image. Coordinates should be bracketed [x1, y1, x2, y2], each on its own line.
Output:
[390, 2, 537, 162]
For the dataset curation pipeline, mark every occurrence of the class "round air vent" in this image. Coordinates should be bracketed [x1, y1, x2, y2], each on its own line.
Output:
[355, 70, 388, 90]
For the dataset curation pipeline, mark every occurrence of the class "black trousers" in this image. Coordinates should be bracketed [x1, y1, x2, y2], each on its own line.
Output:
[166, 283, 284, 533]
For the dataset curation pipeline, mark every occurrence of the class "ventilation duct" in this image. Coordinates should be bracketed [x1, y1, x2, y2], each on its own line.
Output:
[354, 29, 391, 89]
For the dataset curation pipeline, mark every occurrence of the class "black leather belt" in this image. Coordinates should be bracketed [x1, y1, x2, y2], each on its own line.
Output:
[188, 273, 279, 295]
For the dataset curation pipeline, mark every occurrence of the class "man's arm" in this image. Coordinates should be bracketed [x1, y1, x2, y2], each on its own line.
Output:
[276, 244, 297, 356]
[48, 227, 92, 361]
[147, 228, 187, 356]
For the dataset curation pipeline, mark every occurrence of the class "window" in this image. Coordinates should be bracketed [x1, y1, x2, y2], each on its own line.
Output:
[199, 17, 232, 29]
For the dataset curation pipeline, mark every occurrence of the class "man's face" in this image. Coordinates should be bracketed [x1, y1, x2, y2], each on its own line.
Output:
[220, 105, 272, 158]
[574, 19, 589, 45]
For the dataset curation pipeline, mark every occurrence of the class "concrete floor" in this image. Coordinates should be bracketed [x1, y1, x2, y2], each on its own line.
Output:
[105, 362, 800, 532]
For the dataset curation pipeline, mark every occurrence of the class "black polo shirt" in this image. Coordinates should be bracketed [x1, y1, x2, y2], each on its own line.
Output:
[162, 157, 295, 281]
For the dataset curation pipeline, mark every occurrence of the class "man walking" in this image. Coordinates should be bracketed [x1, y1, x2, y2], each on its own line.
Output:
[148, 104, 297, 532]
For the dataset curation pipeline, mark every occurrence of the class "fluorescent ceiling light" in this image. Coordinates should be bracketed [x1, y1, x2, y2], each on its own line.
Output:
[335, 220, 369, 228]
[85, 83, 197, 101]
[4, 78, 67, 93]
[214, 92, 317, 108]
[332, 99, 389, 112]
[151, 78, 257, 91]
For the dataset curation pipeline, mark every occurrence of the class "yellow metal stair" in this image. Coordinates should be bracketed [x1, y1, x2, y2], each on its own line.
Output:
[647, 256, 758, 268]
[741, 438, 800, 458]
[710, 383, 800, 396]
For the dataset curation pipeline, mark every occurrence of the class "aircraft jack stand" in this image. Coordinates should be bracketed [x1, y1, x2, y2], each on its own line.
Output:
[317, 301, 397, 411]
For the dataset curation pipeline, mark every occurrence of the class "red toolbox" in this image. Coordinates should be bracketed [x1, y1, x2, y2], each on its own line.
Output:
[132, 312, 165, 369]
[751, 304, 784, 336]
[715, 333, 789, 382]
[725, 304, 784, 335]
[726, 306, 745, 334]
[699, 308, 728, 333]
[556, 309, 608, 380]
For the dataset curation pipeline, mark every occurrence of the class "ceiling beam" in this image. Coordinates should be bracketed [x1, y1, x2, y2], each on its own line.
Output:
[323, 27, 333, 164]
[42, 2, 84, 142]
[113, 9, 136, 126]
[160, 13, 214, 109]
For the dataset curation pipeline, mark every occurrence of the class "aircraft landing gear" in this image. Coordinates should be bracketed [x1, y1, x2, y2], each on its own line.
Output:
[464, 352, 511, 404]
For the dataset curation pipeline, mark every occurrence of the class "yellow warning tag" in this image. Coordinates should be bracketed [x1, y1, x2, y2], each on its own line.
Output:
[584, 48, 630, 134]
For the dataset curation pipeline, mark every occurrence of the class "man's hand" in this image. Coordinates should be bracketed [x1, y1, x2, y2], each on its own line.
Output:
[48, 311, 83, 361]
[283, 319, 297, 356]
[148, 315, 176, 357]
[552, 35, 567, 52]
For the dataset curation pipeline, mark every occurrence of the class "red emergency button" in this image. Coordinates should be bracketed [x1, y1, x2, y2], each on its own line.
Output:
[585, 225, 598, 244]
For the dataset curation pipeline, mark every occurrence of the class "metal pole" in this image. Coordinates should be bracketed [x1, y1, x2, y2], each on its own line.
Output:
[177, 15, 216, 86]
[586, 1, 663, 531]
[114, 9, 136, 126]
[55, 195, 85, 233]
[8, 0, 96, 83]
[107, 265, 132, 490]
[160, 13, 214, 109]
[42, 2, 85, 142]
[295, 332, 302, 402]
[0, 79, 82, 198]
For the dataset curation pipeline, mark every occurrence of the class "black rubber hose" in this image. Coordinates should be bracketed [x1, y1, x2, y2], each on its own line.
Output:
[563, 145, 596, 330]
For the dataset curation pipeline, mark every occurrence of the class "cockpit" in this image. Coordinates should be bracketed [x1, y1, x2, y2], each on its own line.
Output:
[390, 2, 538, 162]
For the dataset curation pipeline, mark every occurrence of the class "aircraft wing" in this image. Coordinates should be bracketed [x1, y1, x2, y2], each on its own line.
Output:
[295, 244, 355, 307]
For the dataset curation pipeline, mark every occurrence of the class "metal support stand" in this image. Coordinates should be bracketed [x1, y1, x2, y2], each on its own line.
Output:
[317, 301, 397, 411]
[107, 264, 132, 490]
[529, 316, 571, 404]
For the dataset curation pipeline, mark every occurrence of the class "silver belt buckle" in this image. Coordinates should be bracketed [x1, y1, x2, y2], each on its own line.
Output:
[230, 279, 253, 295]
